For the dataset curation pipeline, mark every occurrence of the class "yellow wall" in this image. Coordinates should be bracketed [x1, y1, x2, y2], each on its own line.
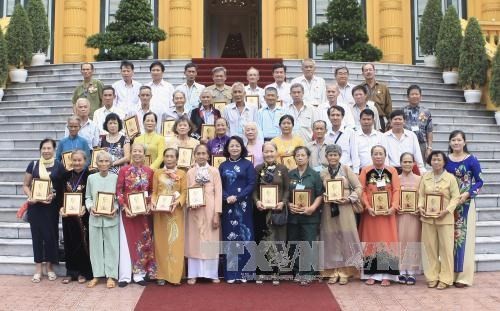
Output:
[467, 0, 500, 21]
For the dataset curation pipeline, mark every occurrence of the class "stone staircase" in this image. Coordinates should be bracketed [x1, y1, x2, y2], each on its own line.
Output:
[0, 59, 499, 275]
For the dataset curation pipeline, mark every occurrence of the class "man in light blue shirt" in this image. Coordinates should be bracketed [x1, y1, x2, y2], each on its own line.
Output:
[57, 116, 91, 165]
[222, 82, 258, 137]
[257, 87, 285, 141]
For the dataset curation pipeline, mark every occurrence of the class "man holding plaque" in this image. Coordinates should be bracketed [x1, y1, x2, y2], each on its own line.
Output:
[131, 86, 162, 133]
[56, 116, 91, 166]
[223, 82, 258, 137]
[244, 67, 265, 107]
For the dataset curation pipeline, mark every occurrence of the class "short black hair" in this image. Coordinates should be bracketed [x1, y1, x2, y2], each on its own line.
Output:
[334, 66, 349, 75]
[389, 109, 405, 121]
[279, 114, 295, 127]
[360, 109, 375, 119]
[328, 105, 345, 117]
[426, 150, 448, 166]
[272, 63, 286, 73]
[39, 138, 56, 150]
[143, 111, 158, 123]
[352, 85, 368, 96]
[120, 60, 134, 71]
[149, 61, 165, 72]
[80, 62, 94, 70]
[407, 84, 422, 96]
[102, 86, 115, 95]
[184, 62, 198, 71]
[223, 136, 248, 158]
[103, 113, 123, 132]
[400, 152, 415, 163]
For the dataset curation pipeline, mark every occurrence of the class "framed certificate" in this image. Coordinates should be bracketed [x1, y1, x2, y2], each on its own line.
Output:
[245, 155, 254, 164]
[144, 155, 152, 166]
[128, 192, 147, 215]
[293, 190, 311, 209]
[214, 101, 227, 112]
[62, 151, 73, 171]
[155, 194, 174, 212]
[400, 190, 417, 213]
[425, 193, 443, 218]
[325, 179, 344, 202]
[276, 100, 283, 108]
[124, 115, 140, 138]
[178, 147, 194, 168]
[162, 120, 175, 137]
[31, 178, 50, 201]
[260, 185, 278, 209]
[372, 191, 390, 215]
[201, 124, 216, 140]
[212, 155, 226, 169]
[95, 192, 114, 215]
[188, 186, 205, 207]
[90, 148, 107, 170]
[245, 95, 259, 108]
[281, 155, 296, 170]
[64, 192, 82, 216]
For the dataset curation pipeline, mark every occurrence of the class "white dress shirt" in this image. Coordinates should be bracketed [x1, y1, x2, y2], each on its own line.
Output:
[92, 105, 126, 135]
[146, 80, 174, 119]
[222, 102, 258, 137]
[64, 119, 100, 149]
[318, 101, 355, 130]
[349, 100, 381, 131]
[112, 79, 142, 115]
[175, 82, 205, 112]
[264, 82, 292, 107]
[325, 127, 360, 174]
[285, 102, 318, 143]
[337, 82, 355, 106]
[290, 75, 326, 107]
[356, 129, 387, 168]
[384, 129, 425, 172]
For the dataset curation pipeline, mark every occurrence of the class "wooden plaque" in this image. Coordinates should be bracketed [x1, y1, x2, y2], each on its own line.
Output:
[188, 186, 205, 207]
[425, 193, 443, 218]
[90, 148, 107, 170]
[260, 185, 278, 209]
[62, 151, 73, 171]
[124, 115, 140, 138]
[245, 95, 260, 108]
[64, 192, 82, 216]
[214, 101, 227, 112]
[212, 155, 226, 169]
[177, 147, 194, 168]
[128, 192, 147, 215]
[245, 155, 254, 164]
[95, 192, 114, 215]
[276, 100, 283, 108]
[201, 124, 216, 140]
[281, 155, 297, 170]
[144, 155, 152, 166]
[372, 191, 390, 215]
[155, 194, 174, 212]
[400, 190, 417, 213]
[162, 120, 175, 137]
[31, 179, 50, 201]
[293, 190, 311, 209]
[325, 179, 344, 202]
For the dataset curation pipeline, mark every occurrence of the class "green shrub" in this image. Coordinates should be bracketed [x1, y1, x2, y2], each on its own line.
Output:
[490, 45, 500, 105]
[0, 27, 8, 87]
[419, 0, 442, 55]
[436, 6, 462, 71]
[27, 0, 50, 54]
[458, 17, 489, 89]
[5, 4, 33, 68]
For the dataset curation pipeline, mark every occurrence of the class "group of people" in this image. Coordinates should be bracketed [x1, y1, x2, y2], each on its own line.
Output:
[22, 59, 482, 290]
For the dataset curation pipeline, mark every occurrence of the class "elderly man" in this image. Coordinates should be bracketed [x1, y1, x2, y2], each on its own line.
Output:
[307, 120, 329, 172]
[175, 62, 205, 112]
[335, 66, 355, 106]
[130, 86, 161, 133]
[206, 66, 232, 105]
[284, 83, 319, 143]
[403, 85, 433, 160]
[112, 60, 142, 115]
[349, 85, 381, 131]
[291, 58, 326, 107]
[57, 116, 91, 164]
[265, 63, 292, 106]
[146, 61, 174, 119]
[360, 63, 392, 131]
[245, 67, 265, 108]
[223, 82, 258, 137]
[318, 84, 355, 130]
[93, 86, 126, 134]
[72, 62, 104, 116]
[65, 98, 100, 150]
[257, 86, 285, 141]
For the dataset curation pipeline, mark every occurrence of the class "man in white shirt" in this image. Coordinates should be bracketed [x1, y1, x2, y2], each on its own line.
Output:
[264, 63, 292, 106]
[384, 110, 425, 173]
[245, 67, 265, 108]
[291, 58, 326, 107]
[257, 87, 285, 141]
[335, 66, 355, 106]
[175, 62, 205, 112]
[324, 105, 360, 174]
[64, 98, 100, 149]
[146, 61, 174, 119]
[93, 86, 126, 134]
[223, 82, 258, 137]
[356, 109, 386, 169]
[131, 86, 161, 134]
[162, 90, 190, 121]
[350, 85, 381, 131]
[285, 83, 318, 143]
[307, 120, 329, 172]
[318, 84, 355, 130]
[112, 60, 142, 115]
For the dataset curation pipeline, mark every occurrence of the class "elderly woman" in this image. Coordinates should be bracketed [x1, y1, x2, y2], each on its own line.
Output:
[271, 115, 305, 159]
[244, 122, 263, 167]
[116, 143, 156, 287]
[358, 145, 400, 286]
[207, 118, 230, 156]
[135, 112, 165, 169]
[85, 151, 119, 288]
[420, 150, 460, 290]
[59, 150, 93, 284]
[320, 144, 362, 285]
[165, 116, 200, 150]
[98, 113, 130, 174]
[190, 89, 222, 142]
[185, 144, 222, 284]
[22, 138, 63, 283]
[151, 148, 187, 286]
[253, 142, 290, 285]
[162, 90, 190, 121]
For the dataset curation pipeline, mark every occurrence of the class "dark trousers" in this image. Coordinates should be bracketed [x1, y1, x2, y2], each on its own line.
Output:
[379, 116, 386, 132]
[287, 223, 319, 276]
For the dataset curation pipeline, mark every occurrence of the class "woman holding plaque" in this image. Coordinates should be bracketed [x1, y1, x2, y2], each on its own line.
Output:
[85, 151, 119, 288]
[419, 151, 461, 289]
[151, 148, 187, 286]
[319, 144, 362, 285]
[253, 142, 290, 285]
[287, 146, 324, 285]
[59, 150, 93, 284]
[271, 115, 305, 160]
[244, 122, 263, 167]
[190, 89, 222, 142]
[445, 130, 483, 287]
[134, 112, 165, 169]
[22, 138, 64, 283]
[185, 144, 223, 284]
[165, 116, 200, 150]
[219, 136, 256, 283]
[397, 152, 422, 285]
[115, 143, 156, 287]
[207, 118, 230, 156]
[358, 145, 400, 286]
[98, 113, 130, 174]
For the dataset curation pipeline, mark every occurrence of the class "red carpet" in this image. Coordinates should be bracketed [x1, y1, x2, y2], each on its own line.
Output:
[134, 281, 341, 311]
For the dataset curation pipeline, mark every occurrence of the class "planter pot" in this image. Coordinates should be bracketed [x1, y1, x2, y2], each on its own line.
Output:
[9, 68, 28, 83]
[464, 89, 482, 104]
[442, 71, 458, 84]
[31, 53, 46, 66]
[0, 88, 3, 101]
[495, 111, 500, 125]
[423, 55, 438, 67]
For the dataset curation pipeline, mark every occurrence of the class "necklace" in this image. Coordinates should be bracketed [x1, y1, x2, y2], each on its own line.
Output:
[228, 157, 240, 162]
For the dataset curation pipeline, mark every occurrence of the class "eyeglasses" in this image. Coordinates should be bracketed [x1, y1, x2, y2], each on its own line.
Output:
[67, 126, 80, 129]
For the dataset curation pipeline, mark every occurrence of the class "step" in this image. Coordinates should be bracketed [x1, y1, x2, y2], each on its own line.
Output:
[0, 113, 71, 123]
[0, 238, 33, 256]
[0, 148, 41, 158]
[476, 221, 500, 237]
[476, 195, 500, 207]
[434, 123, 500, 133]
[0, 169, 27, 182]
[0, 255, 66, 276]
[479, 183, 500, 195]
[0, 158, 40, 169]
[477, 159, 500, 169]
[0, 106, 73, 115]
[476, 236, 500, 255]
[0, 182, 24, 195]
[432, 140, 498, 150]
[0, 131, 64, 140]
[475, 254, 500, 272]
[0, 195, 27, 208]
[477, 207, 500, 221]
[0, 221, 62, 240]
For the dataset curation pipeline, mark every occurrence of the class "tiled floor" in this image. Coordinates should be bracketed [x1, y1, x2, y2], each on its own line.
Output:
[0, 272, 499, 310]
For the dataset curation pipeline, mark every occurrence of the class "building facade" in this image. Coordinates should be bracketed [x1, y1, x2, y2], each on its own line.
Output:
[0, 0, 499, 64]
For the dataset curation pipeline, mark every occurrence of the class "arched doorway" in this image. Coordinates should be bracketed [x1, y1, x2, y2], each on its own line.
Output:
[204, 0, 261, 58]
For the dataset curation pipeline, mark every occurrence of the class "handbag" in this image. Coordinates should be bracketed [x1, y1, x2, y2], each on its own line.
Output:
[341, 165, 364, 214]
[271, 204, 288, 226]
[17, 160, 39, 222]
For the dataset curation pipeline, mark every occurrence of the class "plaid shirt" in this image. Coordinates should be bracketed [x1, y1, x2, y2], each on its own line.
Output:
[403, 105, 433, 144]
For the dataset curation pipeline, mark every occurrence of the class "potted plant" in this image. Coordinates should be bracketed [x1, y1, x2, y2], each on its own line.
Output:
[0, 26, 7, 100]
[436, 5, 462, 84]
[458, 17, 489, 104]
[489, 46, 500, 123]
[419, 0, 442, 67]
[5, 4, 33, 83]
[27, 0, 50, 66]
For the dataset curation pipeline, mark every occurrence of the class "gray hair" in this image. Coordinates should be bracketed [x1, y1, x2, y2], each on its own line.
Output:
[290, 83, 304, 92]
[325, 144, 342, 157]
[75, 97, 90, 107]
[172, 90, 186, 100]
[95, 150, 112, 162]
[71, 149, 87, 160]
[67, 115, 81, 124]
[212, 66, 227, 75]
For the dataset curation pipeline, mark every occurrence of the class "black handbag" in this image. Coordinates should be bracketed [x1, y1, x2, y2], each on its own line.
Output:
[271, 204, 288, 226]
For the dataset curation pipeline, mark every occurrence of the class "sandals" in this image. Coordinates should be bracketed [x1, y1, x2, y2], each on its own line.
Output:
[61, 277, 72, 284]
[406, 275, 416, 285]
[31, 273, 41, 283]
[327, 276, 339, 284]
[106, 278, 116, 289]
[437, 281, 448, 290]
[156, 279, 166, 286]
[398, 274, 408, 284]
[187, 278, 197, 285]
[365, 278, 376, 285]
[339, 277, 349, 285]
[212, 278, 220, 284]
[380, 279, 391, 287]
[87, 278, 99, 288]
[47, 271, 57, 281]
[427, 280, 438, 288]
[77, 275, 87, 284]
